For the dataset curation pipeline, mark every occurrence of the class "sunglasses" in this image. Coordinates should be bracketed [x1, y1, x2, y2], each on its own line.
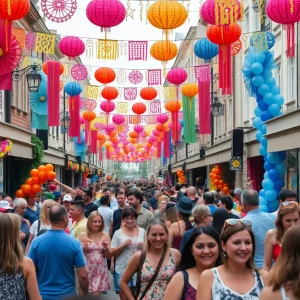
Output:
[223, 219, 252, 230]
[281, 201, 298, 207]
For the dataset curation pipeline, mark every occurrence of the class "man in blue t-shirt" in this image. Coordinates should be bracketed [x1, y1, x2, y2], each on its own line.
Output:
[28, 205, 89, 300]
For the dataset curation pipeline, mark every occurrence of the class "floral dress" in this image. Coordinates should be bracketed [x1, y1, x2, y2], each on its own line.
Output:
[84, 242, 110, 293]
[139, 251, 176, 300]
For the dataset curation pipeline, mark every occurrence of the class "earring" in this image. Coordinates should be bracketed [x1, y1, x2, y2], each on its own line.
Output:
[223, 251, 227, 258]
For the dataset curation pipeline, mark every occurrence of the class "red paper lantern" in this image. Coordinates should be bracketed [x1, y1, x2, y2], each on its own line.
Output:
[101, 86, 118, 100]
[0, 0, 30, 20]
[140, 87, 158, 101]
[165, 100, 181, 112]
[95, 67, 116, 84]
[58, 36, 85, 59]
[132, 102, 146, 115]
[206, 24, 241, 45]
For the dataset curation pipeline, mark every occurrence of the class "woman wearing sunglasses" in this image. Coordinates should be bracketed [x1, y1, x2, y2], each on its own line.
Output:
[263, 201, 300, 271]
[196, 219, 269, 300]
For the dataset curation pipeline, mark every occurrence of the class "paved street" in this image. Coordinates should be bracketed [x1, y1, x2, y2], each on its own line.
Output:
[99, 273, 119, 300]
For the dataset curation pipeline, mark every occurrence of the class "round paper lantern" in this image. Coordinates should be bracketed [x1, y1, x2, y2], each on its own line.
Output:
[181, 83, 198, 98]
[101, 86, 118, 100]
[42, 61, 64, 75]
[206, 24, 241, 45]
[95, 67, 116, 84]
[140, 87, 157, 101]
[105, 124, 116, 133]
[165, 100, 181, 112]
[133, 125, 144, 133]
[97, 133, 106, 141]
[194, 38, 218, 60]
[129, 131, 138, 138]
[156, 123, 167, 132]
[0, 0, 30, 20]
[147, 0, 188, 30]
[86, 0, 126, 30]
[132, 102, 146, 115]
[200, 0, 242, 25]
[64, 82, 82, 96]
[167, 68, 187, 85]
[112, 114, 125, 125]
[156, 113, 169, 124]
[150, 41, 178, 62]
[100, 100, 115, 113]
[58, 36, 85, 58]
[83, 110, 96, 121]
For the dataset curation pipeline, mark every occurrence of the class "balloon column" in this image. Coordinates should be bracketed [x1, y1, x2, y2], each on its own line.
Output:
[177, 169, 186, 185]
[209, 164, 229, 193]
[242, 36, 286, 212]
[15, 164, 56, 198]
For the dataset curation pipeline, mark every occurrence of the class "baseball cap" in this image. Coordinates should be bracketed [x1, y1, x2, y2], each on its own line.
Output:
[234, 188, 243, 195]
[0, 200, 11, 212]
[63, 194, 73, 202]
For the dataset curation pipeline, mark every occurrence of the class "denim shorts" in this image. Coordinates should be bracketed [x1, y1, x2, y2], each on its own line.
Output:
[113, 271, 136, 291]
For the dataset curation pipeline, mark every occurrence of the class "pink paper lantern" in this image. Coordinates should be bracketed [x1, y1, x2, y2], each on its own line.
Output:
[100, 100, 115, 113]
[156, 113, 169, 124]
[112, 114, 125, 125]
[79, 117, 85, 124]
[58, 36, 85, 58]
[152, 129, 160, 137]
[266, 0, 300, 57]
[105, 123, 116, 133]
[167, 68, 187, 85]
[133, 125, 144, 133]
[86, 0, 126, 31]
[149, 135, 157, 143]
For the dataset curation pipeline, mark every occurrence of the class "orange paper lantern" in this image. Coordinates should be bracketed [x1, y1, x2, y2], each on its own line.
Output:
[101, 86, 119, 100]
[165, 100, 181, 113]
[150, 41, 178, 62]
[94, 67, 116, 84]
[181, 83, 198, 98]
[83, 110, 96, 121]
[140, 87, 157, 101]
[132, 102, 147, 115]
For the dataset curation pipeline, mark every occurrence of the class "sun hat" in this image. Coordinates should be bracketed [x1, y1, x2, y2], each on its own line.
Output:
[176, 197, 193, 214]
[0, 200, 11, 212]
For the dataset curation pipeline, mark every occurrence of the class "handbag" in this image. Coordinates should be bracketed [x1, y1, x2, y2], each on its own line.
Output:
[135, 249, 167, 300]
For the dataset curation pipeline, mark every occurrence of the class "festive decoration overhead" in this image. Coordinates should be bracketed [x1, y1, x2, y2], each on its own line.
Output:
[41, 0, 77, 23]
[140, 87, 157, 101]
[58, 36, 85, 59]
[194, 38, 218, 62]
[128, 41, 148, 61]
[71, 64, 88, 81]
[35, 33, 56, 54]
[84, 99, 97, 111]
[124, 87, 137, 100]
[128, 70, 143, 84]
[0, 139, 12, 158]
[95, 67, 116, 84]
[101, 86, 119, 100]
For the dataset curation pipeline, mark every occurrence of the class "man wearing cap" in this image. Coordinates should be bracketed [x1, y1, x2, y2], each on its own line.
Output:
[0, 200, 11, 213]
[63, 194, 74, 231]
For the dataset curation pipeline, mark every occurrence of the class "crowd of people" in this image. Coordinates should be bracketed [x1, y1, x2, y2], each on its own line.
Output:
[0, 179, 300, 300]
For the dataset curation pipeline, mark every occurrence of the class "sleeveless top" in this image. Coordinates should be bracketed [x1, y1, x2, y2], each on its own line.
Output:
[172, 223, 184, 250]
[272, 244, 281, 262]
[211, 267, 264, 300]
[181, 270, 196, 300]
[0, 268, 26, 300]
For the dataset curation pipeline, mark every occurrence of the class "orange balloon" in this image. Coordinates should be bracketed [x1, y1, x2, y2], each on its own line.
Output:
[209, 173, 214, 178]
[26, 178, 32, 185]
[218, 184, 224, 189]
[213, 179, 219, 185]
[217, 175, 221, 179]
[28, 192, 37, 198]
[30, 169, 39, 177]
[212, 174, 218, 179]
[39, 171, 47, 180]
[45, 164, 54, 173]
[222, 187, 229, 193]
[16, 189, 24, 198]
[32, 184, 41, 193]
[212, 168, 216, 173]
[31, 177, 40, 185]
[38, 165, 46, 172]
[215, 169, 221, 175]
[47, 171, 56, 180]
[219, 180, 224, 185]
[21, 184, 32, 195]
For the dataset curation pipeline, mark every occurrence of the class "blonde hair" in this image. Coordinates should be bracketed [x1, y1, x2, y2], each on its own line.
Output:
[40, 200, 57, 223]
[0, 214, 24, 274]
[191, 204, 211, 224]
[276, 205, 300, 243]
[86, 211, 105, 238]
[158, 195, 169, 205]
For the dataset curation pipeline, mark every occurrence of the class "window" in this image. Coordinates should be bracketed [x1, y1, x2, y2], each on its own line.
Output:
[0, 91, 4, 122]
[243, 86, 250, 121]
[243, 10, 249, 33]
[274, 60, 281, 90]
[288, 57, 296, 101]
[263, 16, 271, 31]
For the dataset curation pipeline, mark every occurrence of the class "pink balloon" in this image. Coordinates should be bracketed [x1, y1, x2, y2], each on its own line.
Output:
[167, 68, 187, 85]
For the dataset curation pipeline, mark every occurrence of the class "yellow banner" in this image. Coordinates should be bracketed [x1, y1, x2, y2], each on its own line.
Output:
[97, 40, 119, 60]
[35, 33, 55, 54]
[85, 85, 100, 99]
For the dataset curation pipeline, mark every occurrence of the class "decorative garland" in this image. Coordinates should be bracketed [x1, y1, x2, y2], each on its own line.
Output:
[0, 140, 13, 158]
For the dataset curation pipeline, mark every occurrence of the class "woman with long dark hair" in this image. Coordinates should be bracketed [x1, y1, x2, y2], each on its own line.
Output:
[168, 197, 193, 250]
[165, 227, 219, 300]
[197, 220, 269, 300]
[260, 225, 300, 299]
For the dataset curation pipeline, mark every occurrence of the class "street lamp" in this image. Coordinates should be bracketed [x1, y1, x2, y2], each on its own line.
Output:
[211, 96, 223, 117]
[60, 112, 71, 129]
[12, 64, 42, 93]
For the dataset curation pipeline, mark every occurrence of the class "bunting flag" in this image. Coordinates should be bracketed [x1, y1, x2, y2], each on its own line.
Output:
[251, 32, 268, 53]
[129, 115, 140, 124]
[128, 41, 148, 60]
[117, 102, 128, 114]
[164, 86, 176, 100]
[195, 65, 211, 134]
[35, 33, 55, 54]
[85, 85, 100, 99]
[144, 124, 156, 132]
[182, 95, 197, 143]
[22, 57, 42, 68]
[97, 39, 119, 60]
[148, 69, 161, 85]
[124, 87, 137, 100]
[142, 115, 156, 124]
[25, 32, 36, 50]
[98, 114, 108, 124]
[12, 28, 26, 48]
[150, 100, 161, 114]
[85, 39, 95, 59]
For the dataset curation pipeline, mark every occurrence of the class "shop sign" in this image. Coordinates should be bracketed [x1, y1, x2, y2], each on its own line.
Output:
[230, 156, 242, 171]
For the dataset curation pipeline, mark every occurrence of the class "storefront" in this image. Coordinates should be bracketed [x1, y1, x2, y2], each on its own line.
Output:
[247, 156, 264, 192]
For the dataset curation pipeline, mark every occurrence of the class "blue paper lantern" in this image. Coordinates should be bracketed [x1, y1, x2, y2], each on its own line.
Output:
[194, 38, 218, 61]
[64, 82, 82, 96]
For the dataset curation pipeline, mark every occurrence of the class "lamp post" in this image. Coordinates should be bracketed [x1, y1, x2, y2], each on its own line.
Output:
[211, 96, 223, 117]
[12, 64, 42, 93]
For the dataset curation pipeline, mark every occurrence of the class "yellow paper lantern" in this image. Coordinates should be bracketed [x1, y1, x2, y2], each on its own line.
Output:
[150, 41, 178, 62]
[181, 83, 199, 98]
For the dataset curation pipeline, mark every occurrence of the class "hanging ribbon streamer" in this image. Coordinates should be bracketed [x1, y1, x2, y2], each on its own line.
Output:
[90, 130, 98, 154]
[163, 131, 171, 158]
[47, 61, 60, 126]
[68, 95, 80, 137]
[182, 95, 196, 143]
[286, 24, 295, 57]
